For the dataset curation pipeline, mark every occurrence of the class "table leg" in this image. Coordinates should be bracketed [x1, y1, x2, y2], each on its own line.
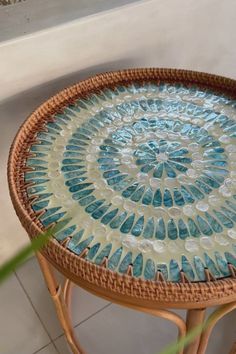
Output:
[198, 302, 236, 354]
[37, 252, 86, 354]
[184, 309, 206, 354]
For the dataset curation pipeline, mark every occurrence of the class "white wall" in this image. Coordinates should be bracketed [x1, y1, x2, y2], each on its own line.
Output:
[0, 0, 236, 102]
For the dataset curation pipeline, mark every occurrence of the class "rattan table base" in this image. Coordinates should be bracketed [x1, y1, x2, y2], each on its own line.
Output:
[8, 68, 236, 354]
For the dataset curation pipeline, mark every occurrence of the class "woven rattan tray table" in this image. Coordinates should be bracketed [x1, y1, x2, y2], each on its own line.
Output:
[8, 68, 236, 354]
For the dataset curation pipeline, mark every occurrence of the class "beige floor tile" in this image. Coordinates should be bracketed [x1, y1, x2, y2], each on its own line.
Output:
[0, 274, 50, 354]
[54, 304, 236, 354]
[54, 303, 180, 354]
[16, 257, 109, 339]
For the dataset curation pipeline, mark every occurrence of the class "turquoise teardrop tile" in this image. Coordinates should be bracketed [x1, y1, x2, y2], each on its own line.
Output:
[195, 180, 212, 194]
[101, 208, 118, 224]
[173, 189, 185, 206]
[144, 259, 156, 280]
[169, 260, 180, 282]
[188, 218, 201, 237]
[193, 256, 206, 281]
[213, 210, 234, 228]
[133, 253, 143, 277]
[107, 174, 128, 186]
[181, 256, 195, 281]
[208, 160, 227, 167]
[169, 148, 189, 157]
[122, 183, 139, 198]
[79, 195, 96, 206]
[163, 189, 173, 207]
[155, 218, 166, 239]
[26, 158, 47, 166]
[120, 213, 135, 233]
[164, 162, 176, 178]
[67, 229, 84, 250]
[204, 212, 223, 233]
[200, 175, 220, 189]
[72, 188, 94, 200]
[178, 219, 189, 239]
[142, 188, 153, 205]
[225, 252, 236, 267]
[215, 252, 230, 276]
[27, 185, 47, 195]
[64, 170, 86, 179]
[118, 252, 132, 273]
[225, 200, 236, 212]
[40, 212, 67, 227]
[103, 169, 120, 178]
[168, 161, 188, 172]
[167, 219, 178, 240]
[86, 243, 101, 260]
[63, 151, 84, 158]
[132, 216, 144, 236]
[85, 199, 105, 213]
[94, 243, 112, 265]
[204, 253, 220, 277]
[92, 204, 111, 220]
[157, 264, 168, 280]
[130, 186, 145, 202]
[181, 186, 195, 204]
[65, 177, 87, 187]
[143, 217, 154, 239]
[34, 193, 53, 201]
[32, 200, 49, 212]
[40, 207, 62, 220]
[153, 189, 162, 207]
[196, 216, 213, 236]
[25, 171, 47, 180]
[61, 165, 84, 172]
[55, 225, 77, 242]
[221, 207, 236, 222]
[153, 163, 164, 178]
[71, 236, 94, 255]
[188, 185, 204, 200]
[110, 212, 128, 229]
[169, 156, 192, 164]
[108, 247, 123, 270]
[141, 163, 155, 173]
[69, 182, 92, 193]
[62, 158, 84, 165]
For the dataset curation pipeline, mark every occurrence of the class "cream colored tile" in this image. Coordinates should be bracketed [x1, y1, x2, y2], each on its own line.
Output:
[0, 274, 50, 354]
[16, 257, 109, 339]
[36, 343, 58, 354]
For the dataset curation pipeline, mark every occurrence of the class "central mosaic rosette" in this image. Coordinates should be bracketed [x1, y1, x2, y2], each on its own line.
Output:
[24, 83, 236, 282]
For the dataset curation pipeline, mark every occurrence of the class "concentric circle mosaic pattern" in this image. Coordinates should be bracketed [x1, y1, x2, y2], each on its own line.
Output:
[25, 83, 236, 282]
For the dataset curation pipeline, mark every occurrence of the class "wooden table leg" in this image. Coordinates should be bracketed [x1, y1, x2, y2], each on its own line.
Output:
[184, 309, 206, 354]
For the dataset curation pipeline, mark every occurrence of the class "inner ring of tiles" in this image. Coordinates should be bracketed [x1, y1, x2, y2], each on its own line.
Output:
[25, 83, 236, 282]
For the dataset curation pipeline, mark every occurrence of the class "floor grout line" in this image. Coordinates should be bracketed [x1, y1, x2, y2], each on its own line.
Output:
[14, 271, 60, 354]
[53, 302, 112, 342]
[31, 342, 53, 354]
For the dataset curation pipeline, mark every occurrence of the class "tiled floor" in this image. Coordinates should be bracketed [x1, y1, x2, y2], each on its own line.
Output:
[0, 256, 235, 354]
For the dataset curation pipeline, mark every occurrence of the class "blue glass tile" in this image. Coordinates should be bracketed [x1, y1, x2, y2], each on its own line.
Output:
[108, 247, 123, 270]
[133, 253, 143, 277]
[118, 252, 132, 273]
[144, 259, 156, 280]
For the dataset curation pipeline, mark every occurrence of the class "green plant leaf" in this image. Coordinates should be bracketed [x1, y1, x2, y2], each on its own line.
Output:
[158, 319, 211, 354]
[0, 219, 69, 283]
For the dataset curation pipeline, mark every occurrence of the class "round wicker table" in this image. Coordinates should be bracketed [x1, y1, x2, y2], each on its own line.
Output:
[8, 68, 236, 354]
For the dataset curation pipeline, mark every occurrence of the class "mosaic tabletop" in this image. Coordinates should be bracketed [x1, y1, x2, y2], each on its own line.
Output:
[25, 82, 236, 283]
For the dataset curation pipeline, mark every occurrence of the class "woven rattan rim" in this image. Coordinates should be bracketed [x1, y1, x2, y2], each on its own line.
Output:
[8, 68, 236, 309]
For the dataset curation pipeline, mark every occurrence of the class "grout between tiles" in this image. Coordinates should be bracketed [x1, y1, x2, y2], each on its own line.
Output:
[14, 271, 60, 354]
[53, 302, 112, 342]
[32, 342, 54, 354]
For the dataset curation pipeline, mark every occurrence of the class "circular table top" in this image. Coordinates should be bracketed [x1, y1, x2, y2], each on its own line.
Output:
[8, 68, 236, 307]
